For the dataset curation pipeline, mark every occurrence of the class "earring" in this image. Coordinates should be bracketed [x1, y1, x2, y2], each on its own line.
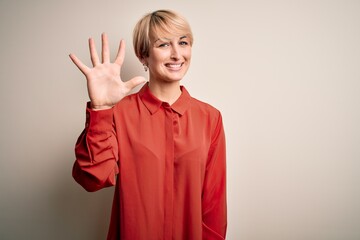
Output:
[143, 64, 148, 72]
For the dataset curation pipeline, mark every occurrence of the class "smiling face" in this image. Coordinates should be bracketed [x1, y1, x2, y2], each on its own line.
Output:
[133, 10, 194, 85]
[144, 34, 192, 83]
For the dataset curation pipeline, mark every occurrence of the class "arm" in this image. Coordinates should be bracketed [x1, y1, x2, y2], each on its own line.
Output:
[202, 111, 227, 239]
[69, 33, 146, 191]
[72, 104, 118, 192]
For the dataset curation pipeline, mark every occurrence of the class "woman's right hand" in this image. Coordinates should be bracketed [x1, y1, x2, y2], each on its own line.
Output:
[69, 33, 146, 110]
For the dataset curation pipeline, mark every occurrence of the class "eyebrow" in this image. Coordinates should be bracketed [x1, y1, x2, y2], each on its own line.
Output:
[154, 35, 188, 43]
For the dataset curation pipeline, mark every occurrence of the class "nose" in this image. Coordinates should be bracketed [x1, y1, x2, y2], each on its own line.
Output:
[170, 45, 180, 60]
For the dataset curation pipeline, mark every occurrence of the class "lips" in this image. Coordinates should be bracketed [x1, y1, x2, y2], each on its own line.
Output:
[165, 63, 183, 69]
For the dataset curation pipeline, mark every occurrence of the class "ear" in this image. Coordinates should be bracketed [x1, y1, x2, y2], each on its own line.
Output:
[139, 57, 148, 66]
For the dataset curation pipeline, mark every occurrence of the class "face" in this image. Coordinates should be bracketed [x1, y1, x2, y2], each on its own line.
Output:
[144, 34, 192, 84]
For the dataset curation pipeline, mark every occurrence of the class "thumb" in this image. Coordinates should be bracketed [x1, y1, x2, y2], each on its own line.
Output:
[125, 76, 147, 90]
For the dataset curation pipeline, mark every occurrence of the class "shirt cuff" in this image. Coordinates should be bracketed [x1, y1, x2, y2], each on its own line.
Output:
[85, 102, 114, 132]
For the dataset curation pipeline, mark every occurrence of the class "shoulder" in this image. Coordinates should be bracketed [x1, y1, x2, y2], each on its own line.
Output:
[188, 97, 224, 137]
[114, 91, 140, 108]
[190, 96, 222, 118]
[188, 96, 224, 130]
[112, 92, 142, 119]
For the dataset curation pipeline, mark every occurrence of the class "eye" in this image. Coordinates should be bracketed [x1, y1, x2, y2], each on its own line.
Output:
[158, 43, 170, 48]
[179, 41, 189, 46]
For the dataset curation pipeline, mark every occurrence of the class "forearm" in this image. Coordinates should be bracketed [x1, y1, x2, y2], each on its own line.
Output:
[73, 103, 119, 192]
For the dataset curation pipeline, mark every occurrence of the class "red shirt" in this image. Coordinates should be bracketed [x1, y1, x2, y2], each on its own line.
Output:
[73, 84, 227, 240]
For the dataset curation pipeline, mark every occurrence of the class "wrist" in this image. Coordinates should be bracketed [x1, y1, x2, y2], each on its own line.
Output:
[90, 102, 114, 110]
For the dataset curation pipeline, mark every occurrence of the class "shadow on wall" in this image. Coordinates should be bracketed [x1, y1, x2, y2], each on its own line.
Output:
[50, 160, 114, 240]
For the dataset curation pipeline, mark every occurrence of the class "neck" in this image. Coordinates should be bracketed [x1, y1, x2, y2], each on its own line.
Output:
[148, 80, 182, 105]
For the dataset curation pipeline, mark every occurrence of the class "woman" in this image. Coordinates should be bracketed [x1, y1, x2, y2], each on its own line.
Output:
[69, 9, 227, 240]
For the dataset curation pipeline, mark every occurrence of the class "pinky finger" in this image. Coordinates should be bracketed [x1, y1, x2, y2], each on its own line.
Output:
[69, 53, 89, 75]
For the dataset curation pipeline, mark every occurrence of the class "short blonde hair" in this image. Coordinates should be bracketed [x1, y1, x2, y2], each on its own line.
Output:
[133, 9, 193, 59]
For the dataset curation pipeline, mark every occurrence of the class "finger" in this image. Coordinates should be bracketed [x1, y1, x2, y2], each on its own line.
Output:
[69, 53, 89, 75]
[125, 76, 147, 90]
[89, 37, 100, 66]
[114, 39, 125, 66]
[102, 32, 110, 63]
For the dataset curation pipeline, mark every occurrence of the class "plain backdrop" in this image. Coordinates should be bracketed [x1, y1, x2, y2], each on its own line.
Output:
[1, 0, 360, 239]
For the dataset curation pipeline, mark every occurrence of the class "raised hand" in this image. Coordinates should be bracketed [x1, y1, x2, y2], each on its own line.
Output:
[69, 33, 146, 109]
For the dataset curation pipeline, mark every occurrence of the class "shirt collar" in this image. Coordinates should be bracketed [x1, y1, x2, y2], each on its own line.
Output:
[139, 83, 191, 116]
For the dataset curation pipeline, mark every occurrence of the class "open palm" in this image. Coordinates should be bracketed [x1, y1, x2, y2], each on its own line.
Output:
[69, 33, 146, 109]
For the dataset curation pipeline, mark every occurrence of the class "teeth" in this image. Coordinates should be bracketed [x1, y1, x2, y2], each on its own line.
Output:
[166, 63, 182, 68]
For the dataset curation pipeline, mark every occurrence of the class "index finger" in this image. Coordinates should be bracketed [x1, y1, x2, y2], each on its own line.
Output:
[114, 39, 125, 66]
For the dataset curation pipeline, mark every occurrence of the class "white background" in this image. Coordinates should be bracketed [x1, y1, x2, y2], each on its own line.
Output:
[1, 0, 359, 239]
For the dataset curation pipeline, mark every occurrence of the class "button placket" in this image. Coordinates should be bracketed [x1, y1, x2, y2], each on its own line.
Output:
[163, 103, 175, 239]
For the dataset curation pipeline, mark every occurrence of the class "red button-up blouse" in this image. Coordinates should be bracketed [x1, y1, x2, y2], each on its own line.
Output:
[73, 83, 227, 240]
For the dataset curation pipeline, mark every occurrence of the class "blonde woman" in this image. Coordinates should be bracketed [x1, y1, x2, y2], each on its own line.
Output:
[70, 9, 227, 240]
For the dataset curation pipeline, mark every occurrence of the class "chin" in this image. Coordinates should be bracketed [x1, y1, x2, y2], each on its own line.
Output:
[167, 75, 185, 82]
